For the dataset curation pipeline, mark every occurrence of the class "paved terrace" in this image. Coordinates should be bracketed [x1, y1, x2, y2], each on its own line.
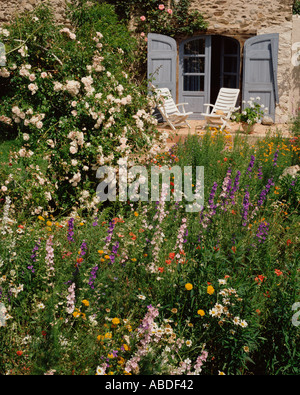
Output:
[158, 120, 293, 150]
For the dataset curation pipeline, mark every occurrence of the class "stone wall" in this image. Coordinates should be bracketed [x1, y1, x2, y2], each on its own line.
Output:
[0, 0, 67, 24]
[291, 15, 300, 117]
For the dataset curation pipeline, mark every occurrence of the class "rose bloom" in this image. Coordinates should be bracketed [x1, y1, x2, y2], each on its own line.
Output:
[140, 15, 146, 21]
[158, 4, 165, 10]
[36, 121, 43, 129]
[167, 8, 173, 14]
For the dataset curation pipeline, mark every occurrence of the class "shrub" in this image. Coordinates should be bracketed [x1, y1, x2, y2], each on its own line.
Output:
[0, 1, 166, 217]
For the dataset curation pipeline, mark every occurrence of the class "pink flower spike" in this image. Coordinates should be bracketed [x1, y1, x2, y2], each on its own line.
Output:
[158, 4, 165, 10]
[140, 15, 146, 21]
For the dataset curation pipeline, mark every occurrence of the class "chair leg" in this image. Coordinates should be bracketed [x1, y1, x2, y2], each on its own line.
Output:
[167, 120, 176, 131]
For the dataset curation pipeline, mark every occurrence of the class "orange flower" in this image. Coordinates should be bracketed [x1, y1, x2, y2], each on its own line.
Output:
[17, 351, 23, 356]
[231, 246, 236, 253]
[165, 259, 171, 265]
[129, 232, 136, 240]
[286, 239, 292, 246]
[274, 269, 283, 276]
[158, 267, 164, 273]
[255, 274, 266, 283]
[169, 252, 175, 260]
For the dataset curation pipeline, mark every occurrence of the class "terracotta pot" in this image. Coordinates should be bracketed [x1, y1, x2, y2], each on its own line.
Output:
[241, 123, 254, 134]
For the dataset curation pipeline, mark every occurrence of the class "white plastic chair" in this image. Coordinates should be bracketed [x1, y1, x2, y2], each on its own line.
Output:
[154, 87, 193, 131]
[201, 88, 240, 131]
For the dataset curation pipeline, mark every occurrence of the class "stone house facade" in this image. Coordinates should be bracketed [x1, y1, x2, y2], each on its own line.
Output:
[1, 0, 300, 123]
[189, 0, 300, 122]
[148, 0, 300, 123]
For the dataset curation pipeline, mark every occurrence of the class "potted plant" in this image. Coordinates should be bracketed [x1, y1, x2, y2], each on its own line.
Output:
[232, 97, 267, 134]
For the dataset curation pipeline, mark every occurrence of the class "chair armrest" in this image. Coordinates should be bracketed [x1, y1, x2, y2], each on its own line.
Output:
[203, 104, 214, 115]
[176, 103, 190, 113]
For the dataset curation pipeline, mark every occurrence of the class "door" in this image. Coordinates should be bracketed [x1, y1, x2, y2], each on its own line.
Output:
[147, 33, 177, 100]
[179, 36, 211, 119]
[243, 33, 279, 121]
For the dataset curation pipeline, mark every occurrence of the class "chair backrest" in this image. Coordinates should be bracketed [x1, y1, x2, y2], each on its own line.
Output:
[212, 88, 240, 115]
[154, 87, 179, 115]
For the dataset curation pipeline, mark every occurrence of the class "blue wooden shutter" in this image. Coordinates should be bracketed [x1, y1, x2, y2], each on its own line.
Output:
[147, 33, 177, 100]
[243, 34, 279, 121]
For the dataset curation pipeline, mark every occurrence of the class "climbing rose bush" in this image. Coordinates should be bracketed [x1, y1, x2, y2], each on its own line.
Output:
[0, 2, 166, 217]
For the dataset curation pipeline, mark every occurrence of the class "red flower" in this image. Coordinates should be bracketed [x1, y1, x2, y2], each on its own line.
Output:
[255, 274, 266, 283]
[42, 331, 47, 337]
[275, 269, 283, 276]
[16, 351, 23, 356]
[158, 267, 164, 273]
[231, 246, 236, 253]
[224, 157, 228, 162]
[169, 252, 175, 260]
[165, 259, 171, 265]
[286, 239, 292, 246]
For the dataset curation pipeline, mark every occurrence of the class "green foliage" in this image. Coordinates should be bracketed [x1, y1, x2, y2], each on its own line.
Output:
[101, 0, 208, 36]
[232, 98, 267, 127]
[1, 129, 299, 375]
[293, 0, 300, 15]
[0, 1, 164, 217]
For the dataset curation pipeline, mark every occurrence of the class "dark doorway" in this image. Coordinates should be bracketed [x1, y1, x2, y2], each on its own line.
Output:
[210, 35, 240, 104]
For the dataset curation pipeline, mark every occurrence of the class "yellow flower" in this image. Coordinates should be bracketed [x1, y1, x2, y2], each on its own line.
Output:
[207, 285, 215, 295]
[107, 352, 114, 359]
[82, 299, 89, 307]
[197, 309, 205, 316]
[97, 335, 104, 341]
[123, 344, 129, 351]
[104, 255, 110, 260]
[98, 250, 104, 254]
[185, 283, 193, 291]
[73, 310, 81, 318]
[46, 221, 52, 227]
[112, 317, 120, 325]
[38, 216, 45, 221]
[134, 212, 139, 217]
[131, 258, 137, 262]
